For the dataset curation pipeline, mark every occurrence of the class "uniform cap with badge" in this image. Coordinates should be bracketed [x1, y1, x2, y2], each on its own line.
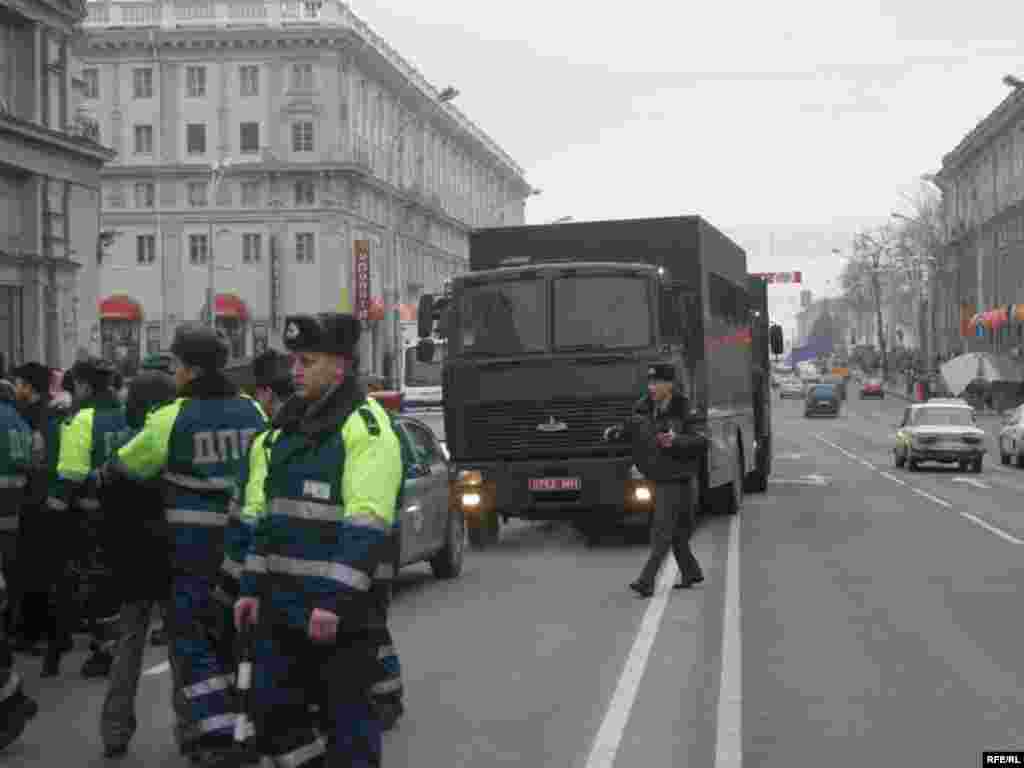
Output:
[170, 324, 230, 372]
[283, 314, 361, 357]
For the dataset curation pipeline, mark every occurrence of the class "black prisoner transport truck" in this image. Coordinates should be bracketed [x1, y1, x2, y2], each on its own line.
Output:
[416, 216, 777, 547]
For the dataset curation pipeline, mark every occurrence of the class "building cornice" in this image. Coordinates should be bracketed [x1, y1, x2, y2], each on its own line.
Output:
[6, 0, 86, 29]
[940, 90, 1024, 179]
[0, 112, 115, 163]
[79, 0, 527, 184]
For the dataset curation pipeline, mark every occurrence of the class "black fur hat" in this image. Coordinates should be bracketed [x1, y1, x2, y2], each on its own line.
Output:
[647, 364, 675, 382]
[283, 314, 361, 356]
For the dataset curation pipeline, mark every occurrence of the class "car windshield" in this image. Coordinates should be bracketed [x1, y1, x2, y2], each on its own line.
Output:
[404, 345, 444, 387]
[867, 378, 882, 386]
[913, 408, 974, 427]
[811, 385, 835, 397]
[456, 278, 547, 356]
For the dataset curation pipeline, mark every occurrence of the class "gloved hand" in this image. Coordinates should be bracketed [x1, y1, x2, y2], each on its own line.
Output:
[234, 597, 260, 631]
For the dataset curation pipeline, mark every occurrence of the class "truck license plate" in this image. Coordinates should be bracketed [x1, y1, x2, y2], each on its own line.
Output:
[529, 477, 581, 491]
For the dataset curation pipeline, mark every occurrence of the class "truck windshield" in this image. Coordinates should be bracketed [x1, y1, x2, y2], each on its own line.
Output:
[456, 278, 547, 356]
[553, 275, 652, 350]
[404, 345, 444, 387]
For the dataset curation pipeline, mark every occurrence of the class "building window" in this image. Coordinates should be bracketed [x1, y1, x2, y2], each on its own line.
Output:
[239, 65, 259, 96]
[239, 122, 259, 154]
[290, 62, 313, 91]
[295, 232, 315, 263]
[133, 124, 153, 154]
[242, 233, 262, 264]
[136, 234, 156, 265]
[187, 181, 208, 208]
[83, 68, 99, 99]
[186, 65, 206, 98]
[189, 234, 209, 265]
[294, 178, 314, 206]
[134, 182, 154, 208]
[43, 31, 66, 131]
[43, 179, 67, 260]
[241, 181, 261, 207]
[292, 121, 314, 152]
[132, 67, 153, 99]
[187, 123, 206, 155]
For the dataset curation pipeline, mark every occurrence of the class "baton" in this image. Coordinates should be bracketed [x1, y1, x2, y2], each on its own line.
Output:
[233, 620, 255, 753]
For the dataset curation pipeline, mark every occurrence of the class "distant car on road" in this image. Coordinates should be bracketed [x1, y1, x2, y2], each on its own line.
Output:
[893, 400, 986, 473]
[998, 404, 1024, 467]
[779, 378, 804, 399]
[860, 377, 884, 399]
[804, 383, 840, 417]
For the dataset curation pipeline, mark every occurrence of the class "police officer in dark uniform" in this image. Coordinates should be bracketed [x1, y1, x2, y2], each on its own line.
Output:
[604, 364, 706, 597]
[0, 380, 38, 749]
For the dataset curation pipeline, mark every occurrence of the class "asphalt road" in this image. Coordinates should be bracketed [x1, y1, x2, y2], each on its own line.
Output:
[7, 393, 1024, 766]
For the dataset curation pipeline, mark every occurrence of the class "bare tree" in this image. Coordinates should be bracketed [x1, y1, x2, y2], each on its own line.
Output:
[844, 227, 904, 377]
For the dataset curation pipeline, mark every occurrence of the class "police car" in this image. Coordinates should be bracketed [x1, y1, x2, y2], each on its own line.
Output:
[370, 392, 464, 585]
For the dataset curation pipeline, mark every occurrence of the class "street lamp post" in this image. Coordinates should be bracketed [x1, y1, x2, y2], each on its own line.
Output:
[386, 86, 459, 389]
[206, 158, 231, 328]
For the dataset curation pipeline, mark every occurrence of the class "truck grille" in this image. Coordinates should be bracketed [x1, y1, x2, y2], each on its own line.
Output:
[463, 397, 637, 459]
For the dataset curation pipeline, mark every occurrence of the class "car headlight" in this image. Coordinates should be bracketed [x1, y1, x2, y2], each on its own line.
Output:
[462, 492, 482, 507]
[634, 486, 652, 502]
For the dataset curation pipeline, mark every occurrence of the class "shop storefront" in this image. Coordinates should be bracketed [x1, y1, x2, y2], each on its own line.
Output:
[99, 295, 143, 376]
[214, 293, 248, 360]
[0, 285, 23, 369]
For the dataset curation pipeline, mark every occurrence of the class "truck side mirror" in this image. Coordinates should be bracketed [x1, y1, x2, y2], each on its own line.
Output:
[416, 338, 436, 363]
[769, 324, 784, 356]
[417, 294, 434, 339]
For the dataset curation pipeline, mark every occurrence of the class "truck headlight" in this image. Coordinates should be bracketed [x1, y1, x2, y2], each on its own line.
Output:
[634, 486, 652, 502]
[458, 470, 483, 486]
[462, 492, 482, 507]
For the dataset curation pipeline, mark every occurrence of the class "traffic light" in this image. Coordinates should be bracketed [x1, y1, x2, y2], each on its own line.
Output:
[769, 324, 784, 356]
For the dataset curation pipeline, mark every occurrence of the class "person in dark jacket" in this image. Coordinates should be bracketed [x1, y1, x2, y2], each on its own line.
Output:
[99, 370, 178, 758]
[9, 362, 71, 672]
[604, 364, 706, 598]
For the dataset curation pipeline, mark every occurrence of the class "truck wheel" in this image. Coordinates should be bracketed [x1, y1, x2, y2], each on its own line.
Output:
[430, 509, 465, 579]
[744, 441, 769, 493]
[467, 509, 499, 549]
[721, 445, 744, 516]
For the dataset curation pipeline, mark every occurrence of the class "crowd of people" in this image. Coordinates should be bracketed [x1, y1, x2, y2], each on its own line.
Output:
[0, 312, 408, 767]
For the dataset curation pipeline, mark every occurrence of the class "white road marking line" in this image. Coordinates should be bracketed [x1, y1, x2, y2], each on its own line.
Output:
[813, 434, 861, 462]
[959, 512, 1024, 545]
[951, 477, 990, 489]
[878, 471, 906, 486]
[911, 488, 952, 508]
[714, 511, 742, 768]
[583, 535, 681, 768]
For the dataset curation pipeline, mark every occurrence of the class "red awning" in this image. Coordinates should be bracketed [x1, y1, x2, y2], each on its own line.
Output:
[99, 295, 142, 321]
[215, 294, 248, 320]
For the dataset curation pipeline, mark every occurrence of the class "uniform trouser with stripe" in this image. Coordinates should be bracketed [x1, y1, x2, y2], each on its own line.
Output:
[253, 623, 381, 768]
[101, 599, 187, 749]
[637, 476, 703, 588]
[165, 573, 237, 746]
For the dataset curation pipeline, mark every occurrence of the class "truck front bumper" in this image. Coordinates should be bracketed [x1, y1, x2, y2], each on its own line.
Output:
[453, 455, 654, 522]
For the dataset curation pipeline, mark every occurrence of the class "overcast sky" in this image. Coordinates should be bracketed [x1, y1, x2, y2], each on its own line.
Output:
[353, 0, 1021, 335]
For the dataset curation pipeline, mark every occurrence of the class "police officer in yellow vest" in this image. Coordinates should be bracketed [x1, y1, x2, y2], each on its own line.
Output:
[234, 313, 401, 768]
[100, 325, 266, 766]
[55, 357, 132, 677]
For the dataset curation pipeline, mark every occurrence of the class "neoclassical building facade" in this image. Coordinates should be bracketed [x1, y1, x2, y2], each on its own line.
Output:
[77, 0, 532, 376]
[1, 0, 113, 370]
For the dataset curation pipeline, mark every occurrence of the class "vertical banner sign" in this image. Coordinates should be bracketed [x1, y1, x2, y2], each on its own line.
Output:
[354, 239, 371, 321]
[270, 235, 281, 331]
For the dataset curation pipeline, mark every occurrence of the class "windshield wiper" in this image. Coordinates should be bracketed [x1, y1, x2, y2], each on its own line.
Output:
[556, 344, 619, 353]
